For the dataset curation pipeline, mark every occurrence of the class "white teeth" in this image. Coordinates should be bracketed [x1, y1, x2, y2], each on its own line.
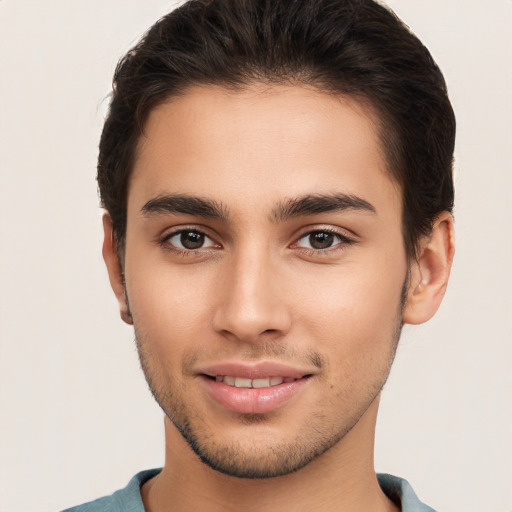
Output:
[215, 376, 291, 388]
[234, 377, 252, 388]
[252, 378, 270, 388]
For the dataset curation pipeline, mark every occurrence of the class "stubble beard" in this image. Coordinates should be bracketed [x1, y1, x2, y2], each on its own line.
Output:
[131, 280, 407, 480]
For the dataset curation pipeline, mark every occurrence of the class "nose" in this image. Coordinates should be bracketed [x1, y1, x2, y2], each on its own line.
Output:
[212, 248, 292, 343]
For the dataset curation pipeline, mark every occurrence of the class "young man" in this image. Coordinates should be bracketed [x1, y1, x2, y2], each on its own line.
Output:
[65, 0, 455, 510]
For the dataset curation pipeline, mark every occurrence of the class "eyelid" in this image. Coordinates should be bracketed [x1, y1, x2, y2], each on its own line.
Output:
[168, 231, 216, 249]
[296, 232, 343, 249]
[290, 225, 357, 253]
[293, 225, 356, 242]
[159, 225, 221, 251]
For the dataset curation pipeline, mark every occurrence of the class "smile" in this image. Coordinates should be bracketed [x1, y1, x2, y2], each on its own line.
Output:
[213, 376, 299, 388]
[200, 374, 312, 414]
[196, 361, 317, 414]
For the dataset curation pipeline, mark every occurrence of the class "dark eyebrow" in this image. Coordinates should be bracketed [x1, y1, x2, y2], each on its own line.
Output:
[141, 194, 228, 221]
[272, 193, 376, 222]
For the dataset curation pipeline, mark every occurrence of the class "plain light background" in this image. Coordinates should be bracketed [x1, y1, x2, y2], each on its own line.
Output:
[0, 1, 511, 511]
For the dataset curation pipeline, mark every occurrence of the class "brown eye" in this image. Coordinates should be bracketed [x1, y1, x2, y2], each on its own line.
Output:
[296, 230, 350, 251]
[180, 231, 205, 249]
[165, 230, 216, 250]
[308, 232, 335, 249]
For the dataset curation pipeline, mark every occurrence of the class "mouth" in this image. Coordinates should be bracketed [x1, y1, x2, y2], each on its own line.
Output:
[204, 375, 309, 388]
[197, 363, 315, 414]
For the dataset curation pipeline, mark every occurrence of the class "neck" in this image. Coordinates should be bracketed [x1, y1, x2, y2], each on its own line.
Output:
[142, 398, 398, 512]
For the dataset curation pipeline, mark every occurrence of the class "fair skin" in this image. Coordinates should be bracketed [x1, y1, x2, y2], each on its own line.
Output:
[103, 85, 454, 512]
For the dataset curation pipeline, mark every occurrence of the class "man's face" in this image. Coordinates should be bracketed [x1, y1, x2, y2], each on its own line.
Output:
[122, 85, 409, 478]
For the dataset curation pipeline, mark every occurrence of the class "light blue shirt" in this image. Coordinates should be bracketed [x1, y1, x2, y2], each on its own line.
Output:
[61, 469, 437, 511]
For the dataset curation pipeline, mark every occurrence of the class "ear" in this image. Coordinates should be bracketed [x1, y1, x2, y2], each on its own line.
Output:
[402, 212, 455, 325]
[102, 212, 133, 325]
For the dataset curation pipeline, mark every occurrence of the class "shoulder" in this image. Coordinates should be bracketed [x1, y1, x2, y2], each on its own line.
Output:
[60, 469, 162, 512]
[61, 494, 115, 512]
[377, 473, 438, 512]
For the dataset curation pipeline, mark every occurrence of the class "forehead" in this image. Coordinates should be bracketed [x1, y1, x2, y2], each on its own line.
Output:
[130, 84, 401, 217]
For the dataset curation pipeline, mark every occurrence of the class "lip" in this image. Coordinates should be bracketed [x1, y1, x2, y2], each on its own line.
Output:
[196, 361, 315, 414]
[197, 361, 315, 380]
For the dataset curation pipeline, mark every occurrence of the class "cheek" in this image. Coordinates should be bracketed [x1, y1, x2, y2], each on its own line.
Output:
[295, 258, 406, 357]
[297, 272, 404, 408]
[124, 259, 217, 353]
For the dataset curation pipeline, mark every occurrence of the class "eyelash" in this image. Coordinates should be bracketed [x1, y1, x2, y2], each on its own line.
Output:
[293, 228, 355, 256]
[159, 227, 219, 256]
[158, 226, 355, 257]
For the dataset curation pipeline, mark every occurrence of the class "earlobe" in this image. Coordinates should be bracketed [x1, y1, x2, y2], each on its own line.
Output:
[102, 213, 133, 325]
[402, 212, 455, 325]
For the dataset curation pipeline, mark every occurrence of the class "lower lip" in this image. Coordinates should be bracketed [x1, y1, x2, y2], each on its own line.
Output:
[200, 376, 311, 414]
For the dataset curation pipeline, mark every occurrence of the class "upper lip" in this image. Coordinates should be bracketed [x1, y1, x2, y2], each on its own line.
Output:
[196, 361, 316, 379]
